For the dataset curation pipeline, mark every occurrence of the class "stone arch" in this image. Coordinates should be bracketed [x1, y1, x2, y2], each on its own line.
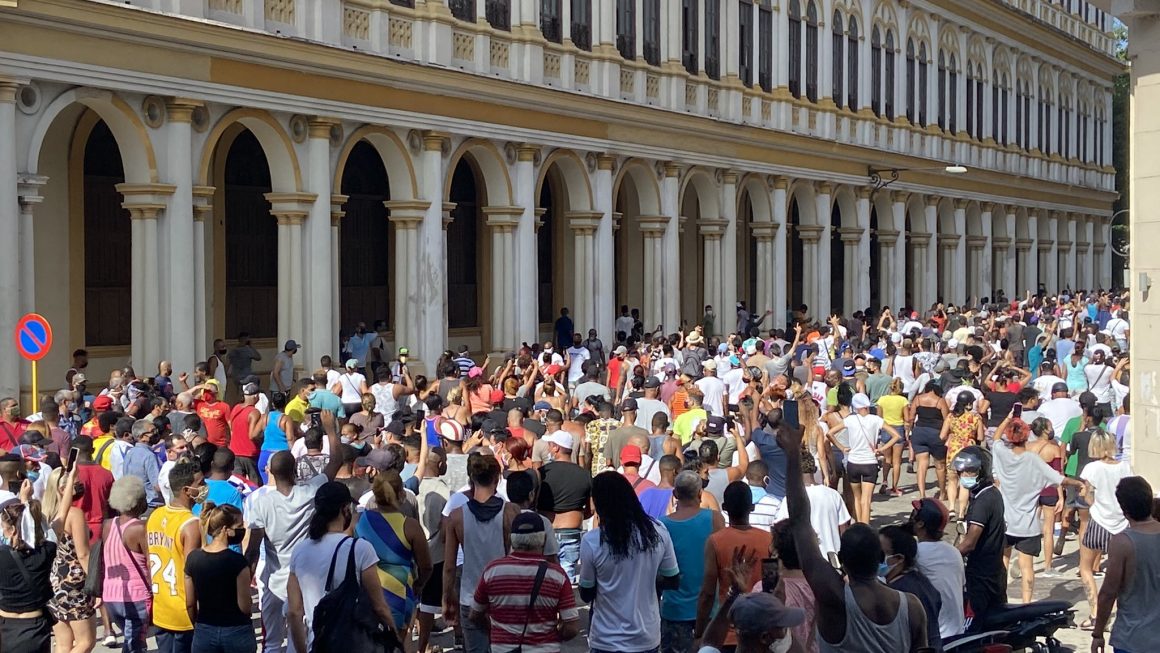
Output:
[737, 174, 773, 224]
[736, 175, 774, 309]
[198, 108, 301, 193]
[967, 36, 989, 81]
[679, 167, 722, 220]
[678, 167, 720, 326]
[535, 149, 594, 211]
[906, 11, 932, 51]
[613, 158, 662, 216]
[1015, 207, 1031, 240]
[444, 138, 513, 206]
[872, 0, 899, 33]
[27, 87, 157, 184]
[938, 25, 961, 66]
[965, 201, 984, 236]
[785, 180, 818, 225]
[830, 185, 859, 228]
[333, 126, 418, 201]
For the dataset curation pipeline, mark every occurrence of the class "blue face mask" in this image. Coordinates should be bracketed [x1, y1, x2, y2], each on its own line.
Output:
[25, 470, 38, 483]
[877, 561, 891, 579]
[960, 475, 978, 490]
[750, 485, 767, 504]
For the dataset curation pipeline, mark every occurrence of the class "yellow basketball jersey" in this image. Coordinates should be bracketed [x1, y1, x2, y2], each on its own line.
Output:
[147, 504, 198, 631]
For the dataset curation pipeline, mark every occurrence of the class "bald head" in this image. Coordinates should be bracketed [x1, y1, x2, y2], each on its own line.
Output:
[627, 432, 650, 452]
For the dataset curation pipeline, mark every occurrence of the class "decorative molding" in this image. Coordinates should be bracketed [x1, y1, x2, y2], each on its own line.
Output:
[141, 95, 166, 128]
[289, 114, 309, 143]
[15, 81, 39, 114]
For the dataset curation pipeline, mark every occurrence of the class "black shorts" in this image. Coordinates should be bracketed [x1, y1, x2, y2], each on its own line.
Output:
[910, 426, 947, 459]
[1038, 494, 1059, 507]
[1006, 534, 1043, 556]
[846, 462, 879, 484]
[419, 561, 445, 613]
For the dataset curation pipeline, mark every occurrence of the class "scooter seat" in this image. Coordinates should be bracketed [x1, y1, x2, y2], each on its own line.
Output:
[974, 600, 1073, 630]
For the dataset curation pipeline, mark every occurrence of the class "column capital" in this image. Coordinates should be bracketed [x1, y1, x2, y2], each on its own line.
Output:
[165, 98, 204, 123]
[567, 210, 602, 234]
[265, 192, 317, 226]
[815, 182, 833, 195]
[876, 228, 900, 245]
[796, 224, 824, 242]
[1037, 241, 1054, 252]
[272, 211, 307, 226]
[992, 236, 1011, 247]
[442, 202, 457, 230]
[483, 205, 522, 230]
[891, 190, 910, 204]
[192, 185, 215, 222]
[384, 199, 432, 227]
[953, 199, 968, 211]
[17, 174, 48, 206]
[939, 234, 961, 249]
[721, 170, 739, 185]
[838, 227, 864, 243]
[308, 118, 341, 140]
[596, 154, 616, 171]
[0, 78, 29, 103]
[423, 131, 450, 152]
[857, 186, 873, 200]
[516, 144, 539, 163]
[699, 218, 729, 237]
[637, 214, 670, 235]
[117, 183, 177, 218]
[663, 162, 682, 178]
[1056, 241, 1073, 253]
[1015, 238, 1033, 251]
[966, 235, 987, 249]
[908, 232, 932, 247]
[750, 222, 779, 240]
[924, 195, 940, 208]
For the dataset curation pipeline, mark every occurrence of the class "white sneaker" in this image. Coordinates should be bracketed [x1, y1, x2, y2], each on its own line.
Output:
[102, 635, 117, 648]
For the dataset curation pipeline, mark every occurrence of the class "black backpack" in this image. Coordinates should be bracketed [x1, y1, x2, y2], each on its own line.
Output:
[311, 536, 403, 653]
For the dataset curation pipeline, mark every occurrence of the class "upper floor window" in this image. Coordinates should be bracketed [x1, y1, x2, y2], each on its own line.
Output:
[966, 63, 976, 138]
[805, 0, 819, 103]
[739, 0, 754, 87]
[571, 0, 591, 51]
[884, 30, 895, 120]
[486, 0, 510, 31]
[788, 0, 801, 99]
[705, 0, 721, 80]
[905, 39, 916, 123]
[390, 0, 415, 6]
[616, 0, 636, 60]
[643, 0, 661, 66]
[918, 43, 928, 126]
[682, 0, 699, 74]
[450, 0, 474, 22]
[758, 2, 773, 92]
[847, 17, 859, 109]
[832, 12, 844, 109]
[937, 51, 947, 130]
[541, 0, 562, 43]
[948, 55, 958, 133]
[871, 27, 882, 117]
[1038, 86, 1052, 153]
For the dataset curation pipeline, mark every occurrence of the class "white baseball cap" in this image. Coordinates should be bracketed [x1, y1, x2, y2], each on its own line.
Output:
[543, 430, 574, 450]
[851, 393, 872, 410]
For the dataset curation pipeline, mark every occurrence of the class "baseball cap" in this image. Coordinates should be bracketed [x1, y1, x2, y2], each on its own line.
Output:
[730, 593, 805, 635]
[620, 397, 639, 412]
[243, 382, 260, 396]
[911, 498, 950, 534]
[643, 376, 662, 389]
[620, 444, 643, 466]
[511, 511, 545, 535]
[345, 359, 359, 369]
[663, 363, 678, 377]
[92, 396, 113, 412]
[532, 400, 552, 412]
[544, 364, 562, 377]
[840, 359, 856, 377]
[702, 359, 718, 371]
[355, 447, 398, 471]
[543, 430, 574, 450]
[812, 365, 826, 376]
[706, 415, 726, 435]
[398, 347, 409, 356]
[467, 366, 483, 379]
[384, 420, 405, 437]
[284, 339, 299, 351]
[613, 345, 628, 355]
[16, 444, 45, 463]
[851, 393, 871, 410]
[1050, 382, 1069, 395]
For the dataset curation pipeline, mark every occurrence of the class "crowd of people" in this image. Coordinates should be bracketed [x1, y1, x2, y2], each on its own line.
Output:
[0, 288, 1155, 653]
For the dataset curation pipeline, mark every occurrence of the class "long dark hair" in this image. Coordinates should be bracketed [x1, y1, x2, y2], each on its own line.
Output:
[591, 471, 659, 559]
[952, 393, 973, 417]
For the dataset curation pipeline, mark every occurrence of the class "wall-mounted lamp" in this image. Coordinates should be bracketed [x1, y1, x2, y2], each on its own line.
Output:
[868, 164, 968, 192]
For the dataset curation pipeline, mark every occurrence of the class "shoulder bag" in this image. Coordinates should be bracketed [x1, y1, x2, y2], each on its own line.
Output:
[510, 560, 550, 653]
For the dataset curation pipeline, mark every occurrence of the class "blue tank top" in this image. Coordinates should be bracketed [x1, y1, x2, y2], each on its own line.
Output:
[660, 508, 714, 621]
[262, 410, 288, 451]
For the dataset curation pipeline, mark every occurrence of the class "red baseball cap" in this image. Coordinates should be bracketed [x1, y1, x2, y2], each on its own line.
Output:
[92, 395, 113, 412]
[620, 444, 643, 466]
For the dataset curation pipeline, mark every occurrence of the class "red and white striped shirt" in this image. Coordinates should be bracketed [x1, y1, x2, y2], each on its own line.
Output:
[470, 552, 579, 653]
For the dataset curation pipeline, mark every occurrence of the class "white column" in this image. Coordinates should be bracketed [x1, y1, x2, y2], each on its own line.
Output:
[639, 216, 668, 328]
[267, 194, 314, 359]
[386, 202, 428, 358]
[1047, 214, 1060, 293]
[799, 226, 824, 315]
[980, 203, 994, 301]
[721, 171, 739, 319]
[814, 183, 832, 315]
[877, 229, 900, 310]
[1064, 215, 1078, 291]
[992, 236, 1009, 298]
[416, 132, 448, 369]
[304, 120, 336, 371]
[1004, 209, 1018, 296]
[1082, 218, 1095, 290]
[890, 191, 908, 309]
[923, 197, 939, 308]
[1026, 211, 1040, 294]
[163, 99, 200, 376]
[1098, 220, 1111, 290]
[661, 163, 681, 331]
[330, 199, 342, 355]
[514, 145, 539, 343]
[951, 200, 967, 304]
[752, 222, 777, 320]
[118, 185, 174, 370]
[701, 220, 726, 324]
[910, 233, 931, 309]
[192, 188, 213, 362]
[0, 79, 24, 396]
[839, 230, 860, 313]
[966, 237, 985, 301]
[594, 155, 616, 341]
[16, 175, 47, 317]
[569, 212, 601, 334]
[771, 177, 788, 317]
[854, 187, 871, 311]
[485, 207, 521, 352]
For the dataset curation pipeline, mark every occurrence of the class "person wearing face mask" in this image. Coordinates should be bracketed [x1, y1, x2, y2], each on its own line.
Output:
[878, 526, 942, 651]
[183, 503, 254, 652]
[952, 446, 1007, 626]
[147, 458, 206, 653]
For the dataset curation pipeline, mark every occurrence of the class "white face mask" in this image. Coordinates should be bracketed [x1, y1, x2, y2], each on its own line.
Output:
[769, 632, 792, 653]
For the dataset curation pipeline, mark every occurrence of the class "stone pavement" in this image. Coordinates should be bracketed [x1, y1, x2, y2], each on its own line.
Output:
[115, 465, 1093, 652]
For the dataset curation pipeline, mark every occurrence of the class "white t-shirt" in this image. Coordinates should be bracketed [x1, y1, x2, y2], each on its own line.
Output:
[619, 453, 662, 485]
[809, 381, 828, 408]
[335, 372, 367, 404]
[158, 459, 176, 506]
[290, 437, 331, 457]
[246, 473, 329, 599]
[943, 385, 983, 413]
[579, 520, 678, 651]
[992, 444, 1064, 537]
[1032, 375, 1067, 402]
[370, 382, 399, 420]
[721, 367, 746, 404]
[774, 484, 851, 558]
[325, 369, 342, 392]
[287, 533, 379, 653]
[634, 398, 670, 431]
[614, 316, 635, 338]
[566, 346, 590, 384]
[843, 413, 884, 465]
[1106, 317, 1129, 342]
[1083, 364, 1115, 404]
[1081, 460, 1133, 534]
[694, 376, 726, 416]
[916, 540, 966, 638]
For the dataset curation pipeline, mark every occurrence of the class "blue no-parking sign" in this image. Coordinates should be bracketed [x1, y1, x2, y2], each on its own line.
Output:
[14, 313, 53, 362]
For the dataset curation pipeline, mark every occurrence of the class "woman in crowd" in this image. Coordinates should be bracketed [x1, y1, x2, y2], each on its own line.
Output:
[940, 393, 984, 520]
[908, 380, 949, 501]
[464, 367, 494, 414]
[286, 482, 396, 653]
[1027, 417, 1065, 574]
[798, 396, 829, 486]
[346, 393, 384, 448]
[183, 503, 255, 652]
[44, 465, 96, 653]
[0, 483, 55, 653]
[256, 391, 290, 484]
[101, 476, 152, 653]
[355, 470, 433, 633]
[827, 393, 901, 524]
[332, 359, 370, 418]
[875, 378, 910, 497]
[1078, 430, 1133, 631]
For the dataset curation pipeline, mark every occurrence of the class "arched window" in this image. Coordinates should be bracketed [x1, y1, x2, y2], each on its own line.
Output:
[805, 0, 819, 102]
[937, 51, 946, 129]
[847, 17, 859, 109]
[1022, 82, 1032, 149]
[918, 43, 928, 126]
[871, 27, 882, 117]
[449, 0, 474, 22]
[966, 63, 975, 138]
[789, 0, 801, 99]
[885, 30, 896, 120]
[1001, 75, 1009, 145]
[832, 11, 844, 108]
[759, 1, 773, 91]
[1038, 85, 1051, 153]
[949, 54, 958, 133]
[681, 0, 697, 74]
[906, 39, 916, 123]
[486, 0, 510, 30]
[616, 0, 635, 60]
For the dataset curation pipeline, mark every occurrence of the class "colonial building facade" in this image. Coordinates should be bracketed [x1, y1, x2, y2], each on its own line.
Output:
[0, 0, 1119, 395]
